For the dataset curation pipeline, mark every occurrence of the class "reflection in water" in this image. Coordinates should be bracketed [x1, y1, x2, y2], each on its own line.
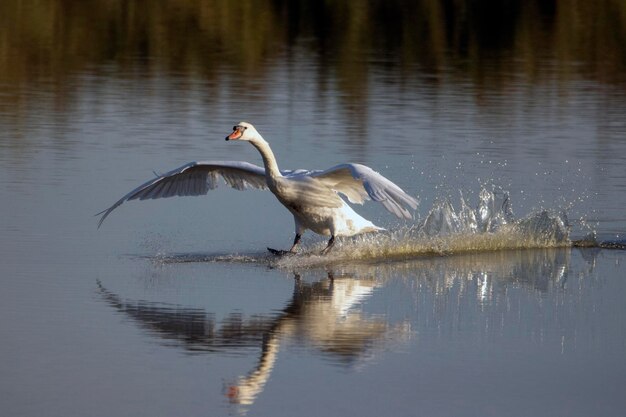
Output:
[97, 247, 592, 413]
[224, 274, 406, 410]
[1, 0, 624, 129]
[97, 283, 275, 353]
[2, 0, 624, 83]
[97, 272, 408, 412]
[405, 248, 570, 299]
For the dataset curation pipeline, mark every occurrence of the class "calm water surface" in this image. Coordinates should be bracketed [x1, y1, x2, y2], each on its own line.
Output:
[1, 2, 625, 416]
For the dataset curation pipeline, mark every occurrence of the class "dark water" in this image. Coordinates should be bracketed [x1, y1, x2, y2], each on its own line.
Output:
[1, 2, 625, 416]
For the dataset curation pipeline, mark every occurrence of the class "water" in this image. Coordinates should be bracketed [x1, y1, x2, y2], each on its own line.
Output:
[1, 1, 626, 416]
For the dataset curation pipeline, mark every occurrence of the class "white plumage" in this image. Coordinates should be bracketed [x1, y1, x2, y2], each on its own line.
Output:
[97, 122, 418, 253]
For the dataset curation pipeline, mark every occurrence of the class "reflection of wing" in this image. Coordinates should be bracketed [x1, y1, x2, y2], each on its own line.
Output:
[293, 163, 418, 219]
[97, 161, 268, 227]
[96, 280, 274, 352]
[294, 277, 387, 361]
[330, 279, 376, 317]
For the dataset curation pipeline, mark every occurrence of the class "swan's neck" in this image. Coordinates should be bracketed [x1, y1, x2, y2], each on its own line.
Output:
[250, 137, 282, 181]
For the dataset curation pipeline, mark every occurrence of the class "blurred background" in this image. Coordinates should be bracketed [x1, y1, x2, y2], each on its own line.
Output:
[2, 0, 625, 126]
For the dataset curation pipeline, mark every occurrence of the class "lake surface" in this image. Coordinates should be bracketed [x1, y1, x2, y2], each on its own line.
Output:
[1, 1, 625, 416]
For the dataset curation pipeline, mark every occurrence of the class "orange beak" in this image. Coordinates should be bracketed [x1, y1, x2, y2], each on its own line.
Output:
[225, 128, 243, 141]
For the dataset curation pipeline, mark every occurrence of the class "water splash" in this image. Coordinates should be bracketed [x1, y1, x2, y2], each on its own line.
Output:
[276, 187, 572, 268]
[140, 187, 588, 268]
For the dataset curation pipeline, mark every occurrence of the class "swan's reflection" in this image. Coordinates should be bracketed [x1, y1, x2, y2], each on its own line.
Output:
[97, 271, 409, 411]
[225, 273, 413, 407]
[98, 247, 596, 413]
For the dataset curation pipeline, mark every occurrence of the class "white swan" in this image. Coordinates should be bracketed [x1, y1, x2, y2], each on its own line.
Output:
[97, 122, 418, 254]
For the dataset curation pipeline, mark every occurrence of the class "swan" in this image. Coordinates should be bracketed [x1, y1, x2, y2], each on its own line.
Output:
[97, 122, 418, 254]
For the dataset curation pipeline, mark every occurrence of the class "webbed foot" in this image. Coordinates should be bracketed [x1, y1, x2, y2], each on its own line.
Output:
[267, 247, 296, 256]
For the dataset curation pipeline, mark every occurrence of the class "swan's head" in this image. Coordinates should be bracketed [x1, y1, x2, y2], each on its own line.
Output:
[225, 122, 261, 142]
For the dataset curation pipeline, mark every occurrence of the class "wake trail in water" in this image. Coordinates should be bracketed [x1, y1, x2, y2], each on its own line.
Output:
[144, 187, 622, 268]
[140, 252, 264, 265]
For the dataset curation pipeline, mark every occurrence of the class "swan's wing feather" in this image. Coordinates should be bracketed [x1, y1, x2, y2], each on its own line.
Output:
[307, 163, 418, 219]
[274, 176, 345, 209]
[97, 161, 267, 228]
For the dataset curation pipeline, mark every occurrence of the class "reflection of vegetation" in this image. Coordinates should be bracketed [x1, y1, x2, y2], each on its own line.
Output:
[0, 0, 624, 95]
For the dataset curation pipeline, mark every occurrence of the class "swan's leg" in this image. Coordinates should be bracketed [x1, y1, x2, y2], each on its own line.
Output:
[320, 235, 335, 255]
[289, 233, 302, 253]
[268, 228, 302, 256]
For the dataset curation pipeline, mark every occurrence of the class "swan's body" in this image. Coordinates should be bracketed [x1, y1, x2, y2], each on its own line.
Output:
[97, 122, 418, 253]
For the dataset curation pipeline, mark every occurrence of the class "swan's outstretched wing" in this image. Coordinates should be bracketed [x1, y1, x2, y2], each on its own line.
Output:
[300, 163, 418, 219]
[97, 161, 267, 228]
